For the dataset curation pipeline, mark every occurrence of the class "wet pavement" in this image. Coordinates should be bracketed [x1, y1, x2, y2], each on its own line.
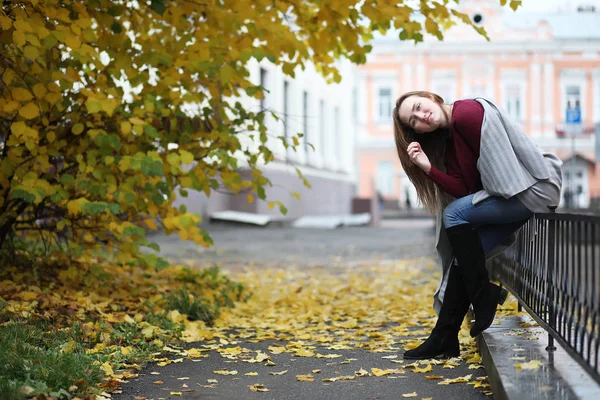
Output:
[146, 219, 438, 270]
[116, 219, 495, 400]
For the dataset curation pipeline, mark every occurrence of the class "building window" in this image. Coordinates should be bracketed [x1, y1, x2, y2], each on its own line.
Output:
[259, 67, 268, 111]
[376, 161, 394, 195]
[505, 84, 522, 121]
[565, 85, 582, 118]
[432, 82, 454, 103]
[378, 88, 392, 121]
[469, 84, 488, 98]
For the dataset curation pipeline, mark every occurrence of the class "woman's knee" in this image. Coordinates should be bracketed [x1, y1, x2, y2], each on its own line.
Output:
[443, 200, 467, 228]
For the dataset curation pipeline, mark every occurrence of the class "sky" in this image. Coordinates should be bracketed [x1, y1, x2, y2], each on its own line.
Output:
[518, 0, 600, 12]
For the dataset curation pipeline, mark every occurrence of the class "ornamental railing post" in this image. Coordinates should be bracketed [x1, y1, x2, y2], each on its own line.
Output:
[546, 206, 557, 352]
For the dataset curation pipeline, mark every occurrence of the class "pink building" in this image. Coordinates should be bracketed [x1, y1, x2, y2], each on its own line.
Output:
[356, 0, 600, 211]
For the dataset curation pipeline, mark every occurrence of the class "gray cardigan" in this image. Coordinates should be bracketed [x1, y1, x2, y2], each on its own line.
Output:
[432, 98, 563, 314]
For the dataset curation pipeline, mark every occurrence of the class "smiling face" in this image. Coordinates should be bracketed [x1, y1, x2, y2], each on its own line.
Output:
[398, 94, 446, 134]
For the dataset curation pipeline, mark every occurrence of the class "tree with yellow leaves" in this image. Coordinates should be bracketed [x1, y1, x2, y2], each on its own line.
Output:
[0, 0, 520, 268]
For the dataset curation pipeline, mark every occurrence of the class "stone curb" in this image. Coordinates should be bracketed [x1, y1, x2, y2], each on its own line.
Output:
[477, 314, 600, 400]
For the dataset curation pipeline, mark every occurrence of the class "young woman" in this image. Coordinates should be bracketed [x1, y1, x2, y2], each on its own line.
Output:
[392, 91, 563, 359]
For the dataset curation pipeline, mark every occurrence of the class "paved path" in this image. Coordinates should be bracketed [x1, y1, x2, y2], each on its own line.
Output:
[115, 220, 493, 400]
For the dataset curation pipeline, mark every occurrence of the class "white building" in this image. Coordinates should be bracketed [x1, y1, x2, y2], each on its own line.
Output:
[177, 59, 359, 220]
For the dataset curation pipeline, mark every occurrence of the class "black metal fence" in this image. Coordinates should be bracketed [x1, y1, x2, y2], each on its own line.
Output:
[488, 209, 600, 384]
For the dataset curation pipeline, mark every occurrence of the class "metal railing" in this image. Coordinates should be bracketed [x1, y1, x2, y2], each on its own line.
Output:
[488, 208, 600, 384]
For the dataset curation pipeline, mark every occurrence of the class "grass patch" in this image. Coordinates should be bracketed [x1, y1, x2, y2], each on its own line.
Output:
[0, 319, 102, 399]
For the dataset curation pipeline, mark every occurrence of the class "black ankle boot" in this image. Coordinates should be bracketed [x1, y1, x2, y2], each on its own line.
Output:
[403, 328, 459, 360]
[470, 283, 509, 337]
[445, 223, 506, 338]
[404, 266, 467, 360]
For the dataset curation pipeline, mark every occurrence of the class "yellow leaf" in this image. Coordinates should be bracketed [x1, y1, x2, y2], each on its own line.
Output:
[438, 374, 473, 385]
[425, 375, 444, 379]
[3, 101, 19, 113]
[180, 150, 194, 164]
[245, 372, 258, 376]
[142, 326, 155, 339]
[100, 362, 114, 377]
[295, 349, 314, 357]
[23, 45, 39, 60]
[267, 201, 275, 210]
[13, 30, 26, 46]
[0, 14, 12, 30]
[413, 364, 433, 373]
[121, 121, 132, 135]
[269, 370, 288, 376]
[169, 392, 182, 396]
[64, 32, 81, 49]
[515, 359, 543, 371]
[72, 123, 84, 135]
[296, 374, 315, 382]
[21, 291, 38, 301]
[12, 87, 33, 102]
[214, 369, 238, 375]
[316, 353, 342, 359]
[18, 102, 40, 119]
[266, 345, 284, 354]
[101, 98, 119, 116]
[402, 393, 417, 398]
[144, 219, 158, 231]
[248, 384, 269, 392]
[32, 84, 47, 99]
[466, 353, 481, 364]
[371, 368, 392, 377]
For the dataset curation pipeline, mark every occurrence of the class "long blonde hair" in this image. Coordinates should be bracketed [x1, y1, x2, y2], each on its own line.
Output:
[392, 91, 453, 213]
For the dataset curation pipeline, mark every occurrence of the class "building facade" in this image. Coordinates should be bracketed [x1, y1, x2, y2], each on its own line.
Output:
[357, 0, 600, 210]
[177, 58, 359, 220]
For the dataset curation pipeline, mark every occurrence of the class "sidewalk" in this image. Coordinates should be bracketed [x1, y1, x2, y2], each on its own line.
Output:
[115, 222, 491, 400]
[479, 312, 600, 400]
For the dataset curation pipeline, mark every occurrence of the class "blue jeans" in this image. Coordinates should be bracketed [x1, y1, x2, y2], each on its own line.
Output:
[443, 194, 533, 254]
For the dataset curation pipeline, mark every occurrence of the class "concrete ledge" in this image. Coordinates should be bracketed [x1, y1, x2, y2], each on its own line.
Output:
[478, 314, 600, 400]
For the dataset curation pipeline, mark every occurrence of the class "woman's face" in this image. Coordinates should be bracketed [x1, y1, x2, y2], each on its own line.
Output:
[398, 95, 444, 133]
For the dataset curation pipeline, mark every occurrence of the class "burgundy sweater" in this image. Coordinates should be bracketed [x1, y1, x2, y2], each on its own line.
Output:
[427, 100, 484, 198]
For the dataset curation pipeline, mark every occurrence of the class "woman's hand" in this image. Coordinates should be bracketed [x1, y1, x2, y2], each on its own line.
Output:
[407, 142, 432, 174]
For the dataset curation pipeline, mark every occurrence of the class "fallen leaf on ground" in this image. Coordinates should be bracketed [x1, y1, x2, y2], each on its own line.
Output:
[438, 374, 472, 385]
[269, 370, 288, 376]
[413, 364, 432, 373]
[214, 369, 238, 375]
[249, 383, 269, 392]
[402, 392, 417, 398]
[515, 360, 543, 371]
[296, 374, 315, 382]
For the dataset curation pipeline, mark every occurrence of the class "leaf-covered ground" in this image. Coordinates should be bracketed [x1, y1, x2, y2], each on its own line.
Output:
[113, 257, 522, 399]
